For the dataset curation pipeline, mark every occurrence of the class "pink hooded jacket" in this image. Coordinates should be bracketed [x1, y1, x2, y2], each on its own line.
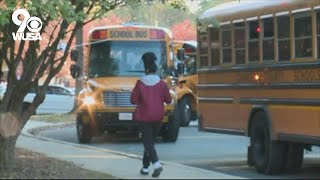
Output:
[130, 74, 172, 122]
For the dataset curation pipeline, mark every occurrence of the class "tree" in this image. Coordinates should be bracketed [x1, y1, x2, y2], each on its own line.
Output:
[0, 0, 126, 169]
[112, 0, 195, 28]
[125, 0, 187, 10]
[171, 19, 196, 40]
[196, 0, 238, 15]
[167, 0, 187, 11]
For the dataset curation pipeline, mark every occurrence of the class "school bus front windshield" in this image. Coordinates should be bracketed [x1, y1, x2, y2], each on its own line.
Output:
[89, 41, 167, 78]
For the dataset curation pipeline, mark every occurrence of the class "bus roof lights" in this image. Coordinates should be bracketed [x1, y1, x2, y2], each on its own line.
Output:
[150, 29, 165, 39]
[185, 48, 193, 53]
[92, 31, 100, 39]
[92, 30, 107, 39]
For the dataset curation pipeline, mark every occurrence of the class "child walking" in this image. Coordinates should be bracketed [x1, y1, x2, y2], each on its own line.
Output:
[131, 52, 172, 177]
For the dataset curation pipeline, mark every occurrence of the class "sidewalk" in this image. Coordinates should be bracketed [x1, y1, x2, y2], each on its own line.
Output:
[17, 120, 242, 179]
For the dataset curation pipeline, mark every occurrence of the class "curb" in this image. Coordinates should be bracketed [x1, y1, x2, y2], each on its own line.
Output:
[21, 121, 232, 177]
[22, 122, 142, 160]
[27, 121, 75, 135]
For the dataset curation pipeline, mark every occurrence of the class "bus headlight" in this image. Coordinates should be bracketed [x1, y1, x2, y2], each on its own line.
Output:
[83, 96, 95, 105]
[169, 90, 177, 105]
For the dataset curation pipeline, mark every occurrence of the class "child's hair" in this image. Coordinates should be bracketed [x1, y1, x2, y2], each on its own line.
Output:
[142, 52, 157, 74]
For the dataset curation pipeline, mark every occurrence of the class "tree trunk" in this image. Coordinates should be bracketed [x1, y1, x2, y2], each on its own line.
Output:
[0, 112, 21, 170]
[0, 136, 17, 170]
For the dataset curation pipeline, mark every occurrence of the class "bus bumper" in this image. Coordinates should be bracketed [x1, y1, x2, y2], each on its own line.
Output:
[79, 110, 174, 132]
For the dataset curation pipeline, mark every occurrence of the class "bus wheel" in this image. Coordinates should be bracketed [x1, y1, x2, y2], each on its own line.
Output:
[179, 97, 192, 127]
[76, 113, 92, 143]
[250, 111, 286, 174]
[162, 108, 180, 142]
[284, 143, 304, 173]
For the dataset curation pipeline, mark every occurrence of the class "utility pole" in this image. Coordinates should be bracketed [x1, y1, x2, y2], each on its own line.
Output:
[71, 22, 83, 112]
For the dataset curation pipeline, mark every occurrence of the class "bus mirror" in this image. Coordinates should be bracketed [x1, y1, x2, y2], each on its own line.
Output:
[177, 62, 185, 75]
[70, 64, 81, 79]
[167, 66, 178, 77]
[170, 52, 174, 61]
[70, 49, 78, 61]
[177, 48, 185, 61]
[82, 75, 88, 81]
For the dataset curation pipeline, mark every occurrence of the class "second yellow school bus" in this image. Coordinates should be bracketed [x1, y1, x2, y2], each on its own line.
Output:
[172, 40, 198, 126]
[197, 0, 320, 174]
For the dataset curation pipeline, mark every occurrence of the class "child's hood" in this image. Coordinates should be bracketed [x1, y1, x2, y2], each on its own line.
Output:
[140, 74, 160, 86]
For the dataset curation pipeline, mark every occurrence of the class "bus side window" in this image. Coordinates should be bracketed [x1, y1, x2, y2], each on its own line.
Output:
[248, 20, 260, 62]
[277, 15, 291, 61]
[222, 26, 232, 64]
[234, 22, 245, 64]
[316, 10, 320, 59]
[210, 27, 220, 66]
[262, 17, 274, 61]
[199, 35, 209, 67]
[294, 12, 312, 58]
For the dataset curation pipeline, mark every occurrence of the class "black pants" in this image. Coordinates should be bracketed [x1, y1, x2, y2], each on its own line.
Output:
[139, 122, 161, 168]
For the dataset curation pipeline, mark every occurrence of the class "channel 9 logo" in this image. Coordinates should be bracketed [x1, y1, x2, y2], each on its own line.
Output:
[11, 9, 42, 41]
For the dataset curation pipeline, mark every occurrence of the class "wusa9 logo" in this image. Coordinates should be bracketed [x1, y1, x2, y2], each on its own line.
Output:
[11, 9, 42, 41]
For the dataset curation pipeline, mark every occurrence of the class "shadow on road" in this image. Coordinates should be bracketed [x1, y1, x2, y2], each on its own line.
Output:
[91, 131, 141, 143]
[185, 157, 320, 179]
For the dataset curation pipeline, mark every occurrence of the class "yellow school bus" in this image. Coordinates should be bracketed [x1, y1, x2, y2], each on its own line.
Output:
[197, 0, 320, 174]
[74, 25, 180, 143]
[172, 40, 198, 126]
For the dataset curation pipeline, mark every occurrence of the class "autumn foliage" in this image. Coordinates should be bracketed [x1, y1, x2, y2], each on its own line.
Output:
[171, 19, 196, 41]
[83, 14, 126, 44]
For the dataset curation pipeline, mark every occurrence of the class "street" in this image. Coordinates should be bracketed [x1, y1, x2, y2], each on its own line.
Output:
[40, 123, 320, 179]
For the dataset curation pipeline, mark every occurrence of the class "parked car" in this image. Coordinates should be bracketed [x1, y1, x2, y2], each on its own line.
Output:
[66, 87, 75, 96]
[0, 83, 6, 100]
[0, 85, 75, 114]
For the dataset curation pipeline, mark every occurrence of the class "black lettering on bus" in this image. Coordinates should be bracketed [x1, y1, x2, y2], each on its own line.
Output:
[120, 31, 133, 38]
[135, 31, 147, 38]
[110, 31, 133, 38]
[110, 31, 117, 38]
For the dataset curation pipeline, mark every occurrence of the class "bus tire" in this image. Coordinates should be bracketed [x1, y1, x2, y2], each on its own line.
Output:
[179, 96, 192, 127]
[284, 143, 304, 173]
[76, 113, 92, 143]
[191, 111, 198, 121]
[250, 111, 286, 174]
[162, 108, 180, 142]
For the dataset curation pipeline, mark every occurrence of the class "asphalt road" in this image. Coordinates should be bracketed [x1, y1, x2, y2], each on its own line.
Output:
[40, 124, 320, 179]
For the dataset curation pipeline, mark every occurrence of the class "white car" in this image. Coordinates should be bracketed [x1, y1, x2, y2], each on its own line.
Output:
[1, 85, 75, 114]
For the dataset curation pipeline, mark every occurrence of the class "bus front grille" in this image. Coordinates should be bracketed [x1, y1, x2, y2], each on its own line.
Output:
[103, 91, 135, 107]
